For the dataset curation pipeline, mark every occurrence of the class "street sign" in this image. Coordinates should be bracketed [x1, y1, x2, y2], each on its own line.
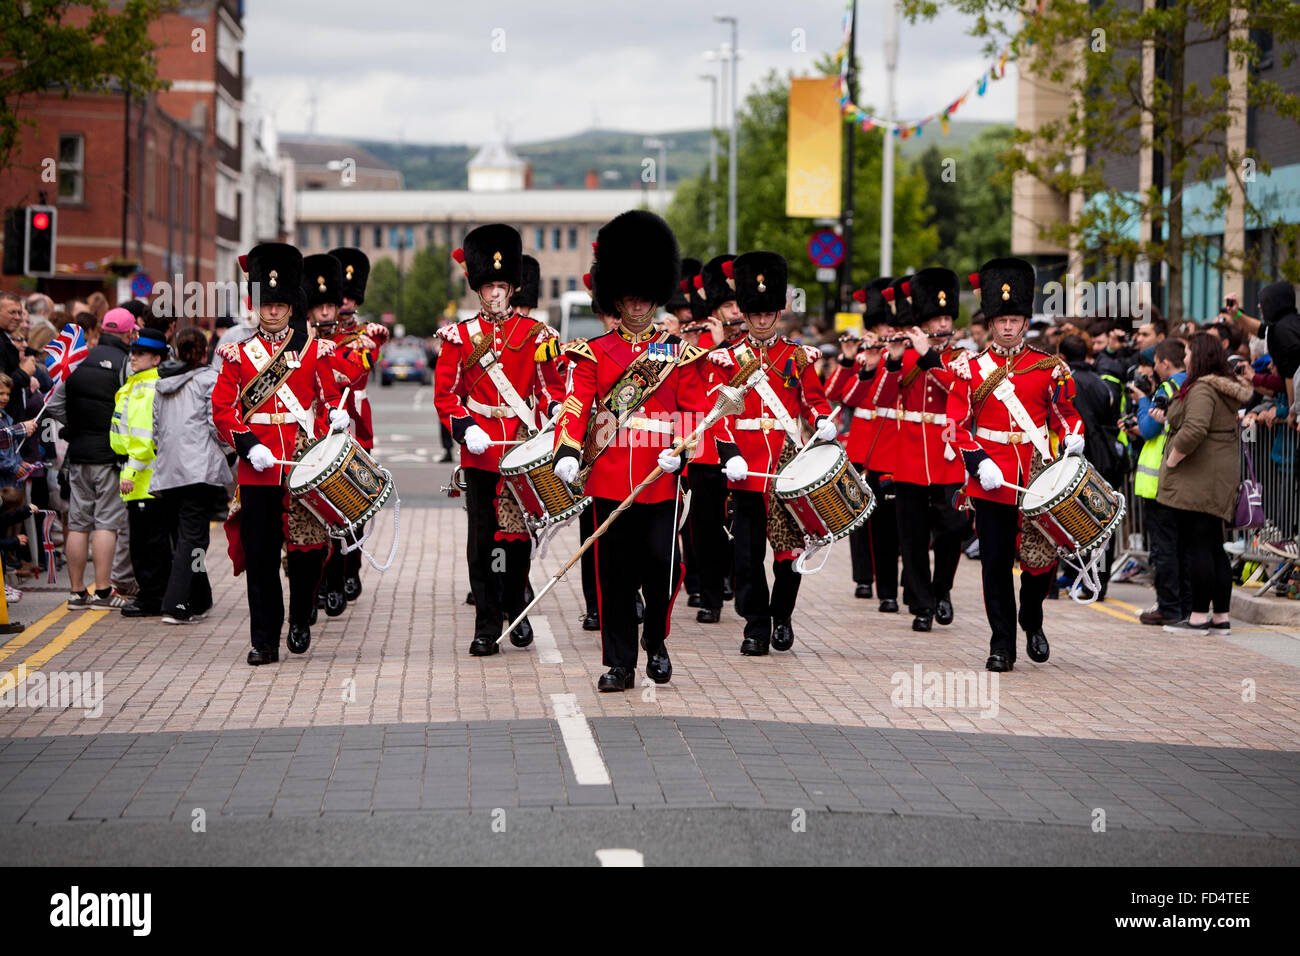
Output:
[816, 267, 837, 283]
[130, 272, 153, 298]
[807, 230, 845, 269]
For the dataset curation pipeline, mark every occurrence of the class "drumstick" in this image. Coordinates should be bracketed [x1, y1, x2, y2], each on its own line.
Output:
[744, 471, 783, 480]
[1002, 481, 1031, 494]
[486, 439, 527, 447]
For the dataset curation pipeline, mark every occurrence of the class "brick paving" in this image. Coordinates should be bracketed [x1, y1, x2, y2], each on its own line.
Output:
[1, 507, 1297, 751]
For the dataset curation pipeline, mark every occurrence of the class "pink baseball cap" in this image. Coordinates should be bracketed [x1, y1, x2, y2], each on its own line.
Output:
[102, 308, 137, 333]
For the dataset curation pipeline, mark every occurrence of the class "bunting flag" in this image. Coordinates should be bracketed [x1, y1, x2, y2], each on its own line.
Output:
[832, 0, 1043, 135]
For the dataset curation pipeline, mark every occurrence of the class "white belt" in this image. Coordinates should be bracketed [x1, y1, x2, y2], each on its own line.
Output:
[875, 408, 899, 420]
[852, 408, 876, 421]
[248, 412, 297, 425]
[468, 397, 517, 419]
[625, 416, 674, 435]
[900, 410, 947, 425]
[353, 388, 368, 402]
[734, 417, 782, 432]
[975, 425, 1048, 446]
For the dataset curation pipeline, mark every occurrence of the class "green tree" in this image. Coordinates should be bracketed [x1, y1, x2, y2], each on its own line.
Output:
[398, 243, 451, 337]
[0, 0, 170, 174]
[365, 258, 399, 318]
[916, 125, 1014, 280]
[667, 66, 938, 321]
[902, 0, 1300, 319]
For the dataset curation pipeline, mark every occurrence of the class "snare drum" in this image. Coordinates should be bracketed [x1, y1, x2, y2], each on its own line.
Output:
[774, 443, 875, 546]
[288, 431, 394, 538]
[1021, 456, 1124, 557]
[499, 429, 591, 530]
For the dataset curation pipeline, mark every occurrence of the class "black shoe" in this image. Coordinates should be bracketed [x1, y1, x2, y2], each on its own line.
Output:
[879, 599, 899, 613]
[771, 619, 794, 651]
[344, 576, 362, 602]
[438, 452, 453, 463]
[309, 605, 318, 626]
[1026, 629, 1050, 663]
[985, 652, 1014, 672]
[722, 581, 734, 602]
[509, 619, 534, 648]
[120, 602, 160, 617]
[287, 625, 311, 654]
[911, 611, 933, 632]
[634, 594, 644, 623]
[645, 646, 672, 684]
[316, 591, 327, 609]
[935, 598, 953, 626]
[696, 606, 721, 623]
[247, 645, 279, 666]
[468, 636, 500, 657]
[581, 611, 601, 631]
[465, 591, 476, 606]
[598, 667, 635, 692]
[740, 636, 770, 656]
[687, 592, 703, 608]
[854, 583, 873, 599]
[325, 590, 347, 617]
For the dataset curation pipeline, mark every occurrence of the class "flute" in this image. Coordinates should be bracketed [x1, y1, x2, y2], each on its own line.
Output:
[682, 317, 746, 335]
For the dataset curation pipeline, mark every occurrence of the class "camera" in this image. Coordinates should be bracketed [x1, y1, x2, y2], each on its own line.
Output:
[1118, 413, 1139, 431]
[1151, 389, 1171, 412]
[1128, 368, 1156, 396]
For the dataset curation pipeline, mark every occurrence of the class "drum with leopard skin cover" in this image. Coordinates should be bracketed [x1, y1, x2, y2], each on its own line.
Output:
[288, 430, 394, 539]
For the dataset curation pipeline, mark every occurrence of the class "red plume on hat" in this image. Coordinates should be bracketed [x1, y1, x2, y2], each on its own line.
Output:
[880, 286, 897, 314]
[591, 242, 598, 257]
[237, 254, 248, 273]
[451, 247, 466, 266]
[968, 272, 981, 302]
[901, 280, 912, 303]
[680, 278, 691, 294]
[852, 288, 866, 304]
[582, 273, 592, 291]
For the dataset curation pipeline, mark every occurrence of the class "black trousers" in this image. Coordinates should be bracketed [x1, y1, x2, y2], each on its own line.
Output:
[591, 495, 680, 670]
[686, 463, 730, 611]
[239, 484, 326, 650]
[1175, 507, 1233, 614]
[579, 505, 599, 616]
[1145, 497, 1191, 618]
[848, 519, 873, 586]
[732, 489, 800, 642]
[866, 470, 901, 600]
[895, 481, 965, 614]
[971, 497, 1055, 657]
[126, 497, 171, 611]
[464, 466, 531, 640]
[159, 484, 216, 616]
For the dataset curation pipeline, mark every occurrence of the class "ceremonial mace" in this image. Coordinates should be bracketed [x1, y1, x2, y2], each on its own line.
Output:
[498, 383, 749, 643]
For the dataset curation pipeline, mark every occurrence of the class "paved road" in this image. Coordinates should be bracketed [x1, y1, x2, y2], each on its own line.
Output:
[2, 387, 1298, 865]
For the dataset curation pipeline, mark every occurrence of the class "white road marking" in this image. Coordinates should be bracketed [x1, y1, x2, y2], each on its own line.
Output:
[550, 693, 611, 786]
[532, 615, 562, 664]
[595, 849, 644, 867]
[413, 387, 429, 409]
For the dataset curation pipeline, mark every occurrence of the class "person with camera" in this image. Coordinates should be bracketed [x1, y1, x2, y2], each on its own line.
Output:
[1132, 339, 1189, 625]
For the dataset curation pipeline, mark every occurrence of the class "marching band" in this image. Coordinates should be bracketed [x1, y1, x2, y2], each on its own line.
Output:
[216, 213, 1100, 688]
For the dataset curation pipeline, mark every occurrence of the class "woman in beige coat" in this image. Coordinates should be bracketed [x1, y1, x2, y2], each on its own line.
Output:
[1157, 332, 1253, 634]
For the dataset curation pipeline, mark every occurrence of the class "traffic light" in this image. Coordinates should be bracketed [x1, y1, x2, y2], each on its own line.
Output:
[23, 205, 56, 277]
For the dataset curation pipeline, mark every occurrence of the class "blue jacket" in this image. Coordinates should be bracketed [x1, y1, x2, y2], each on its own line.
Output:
[1137, 371, 1186, 440]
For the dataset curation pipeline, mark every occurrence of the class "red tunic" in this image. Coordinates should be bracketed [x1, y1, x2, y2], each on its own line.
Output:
[433, 311, 559, 473]
[329, 321, 388, 450]
[840, 358, 894, 471]
[212, 332, 343, 487]
[944, 344, 1084, 505]
[552, 328, 711, 504]
[871, 346, 966, 486]
[709, 336, 832, 495]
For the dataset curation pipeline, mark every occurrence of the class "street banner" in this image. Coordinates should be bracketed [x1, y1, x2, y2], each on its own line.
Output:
[786, 76, 842, 218]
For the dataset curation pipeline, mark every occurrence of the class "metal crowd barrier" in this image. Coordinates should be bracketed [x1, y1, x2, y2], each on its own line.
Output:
[1110, 420, 1300, 593]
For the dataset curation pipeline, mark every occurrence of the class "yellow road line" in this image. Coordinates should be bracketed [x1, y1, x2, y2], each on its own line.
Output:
[1102, 596, 1143, 613]
[0, 610, 108, 690]
[0, 606, 71, 665]
[1088, 602, 1141, 624]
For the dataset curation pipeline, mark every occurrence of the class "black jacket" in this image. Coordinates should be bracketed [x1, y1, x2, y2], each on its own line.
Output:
[62, 333, 129, 465]
[1069, 360, 1124, 480]
[0, 332, 33, 417]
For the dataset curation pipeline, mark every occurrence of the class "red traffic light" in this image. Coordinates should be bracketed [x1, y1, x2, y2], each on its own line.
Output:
[32, 212, 49, 230]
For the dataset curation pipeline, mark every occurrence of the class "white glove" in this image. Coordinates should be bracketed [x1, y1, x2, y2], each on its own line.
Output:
[1064, 432, 1085, 456]
[814, 416, 837, 442]
[657, 448, 683, 474]
[248, 444, 276, 472]
[553, 455, 579, 484]
[977, 458, 1005, 491]
[724, 455, 749, 483]
[328, 407, 351, 433]
[463, 424, 490, 456]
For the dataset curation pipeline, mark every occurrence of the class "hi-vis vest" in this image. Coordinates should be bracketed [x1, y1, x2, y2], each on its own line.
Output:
[1134, 379, 1177, 499]
[1100, 373, 1129, 448]
[109, 367, 159, 500]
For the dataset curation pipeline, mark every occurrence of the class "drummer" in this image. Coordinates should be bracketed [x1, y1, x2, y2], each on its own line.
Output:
[212, 242, 349, 665]
[433, 224, 562, 657]
[708, 251, 834, 656]
[944, 257, 1084, 672]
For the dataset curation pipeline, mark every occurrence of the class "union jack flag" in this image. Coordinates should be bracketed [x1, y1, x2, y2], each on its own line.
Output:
[44, 323, 89, 386]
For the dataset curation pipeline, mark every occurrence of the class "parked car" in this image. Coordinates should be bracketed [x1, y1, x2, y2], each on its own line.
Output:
[380, 344, 432, 386]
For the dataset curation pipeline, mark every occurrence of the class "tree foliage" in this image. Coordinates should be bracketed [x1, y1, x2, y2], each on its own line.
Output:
[916, 125, 1015, 280]
[0, 0, 170, 174]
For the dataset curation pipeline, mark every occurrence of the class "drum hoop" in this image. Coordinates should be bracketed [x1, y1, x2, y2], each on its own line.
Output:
[291, 433, 353, 494]
[1023, 459, 1089, 515]
[529, 495, 592, 529]
[775, 445, 847, 498]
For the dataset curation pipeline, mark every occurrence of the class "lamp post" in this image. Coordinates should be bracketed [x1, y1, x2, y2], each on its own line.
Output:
[699, 73, 718, 245]
[715, 15, 739, 253]
[881, 0, 899, 277]
[643, 136, 673, 214]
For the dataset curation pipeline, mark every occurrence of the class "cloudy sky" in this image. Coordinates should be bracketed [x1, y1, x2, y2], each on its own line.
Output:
[244, 0, 1017, 145]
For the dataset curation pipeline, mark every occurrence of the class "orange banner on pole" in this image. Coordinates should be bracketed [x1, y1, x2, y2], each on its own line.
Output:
[786, 77, 843, 218]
